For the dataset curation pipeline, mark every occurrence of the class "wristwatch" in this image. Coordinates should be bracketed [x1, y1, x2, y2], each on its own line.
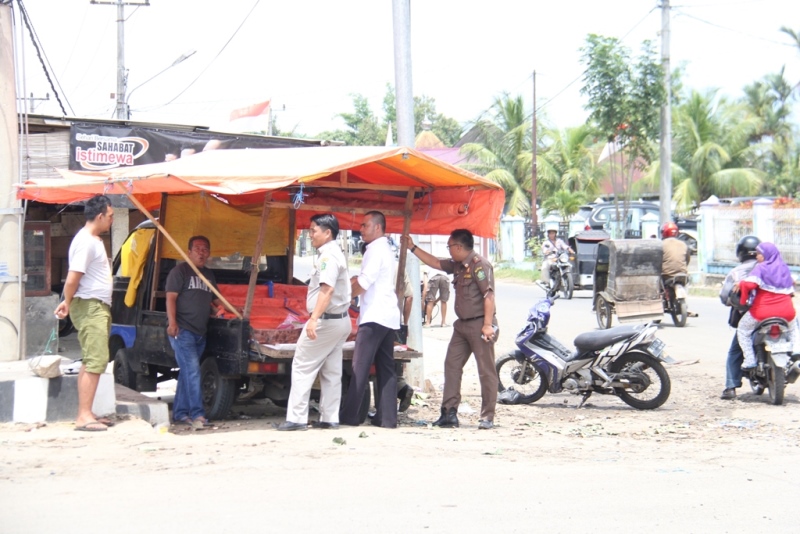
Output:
[410, 245, 417, 253]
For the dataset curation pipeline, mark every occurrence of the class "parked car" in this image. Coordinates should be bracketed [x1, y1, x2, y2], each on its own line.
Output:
[584, 200, 660, 235]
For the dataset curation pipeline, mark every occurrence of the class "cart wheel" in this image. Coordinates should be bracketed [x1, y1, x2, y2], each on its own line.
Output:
[595, 295, 613, 329]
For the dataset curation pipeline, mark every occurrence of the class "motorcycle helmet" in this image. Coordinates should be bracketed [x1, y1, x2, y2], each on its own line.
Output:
[661, 222, 679, 239]
[735, 235, 760, 263]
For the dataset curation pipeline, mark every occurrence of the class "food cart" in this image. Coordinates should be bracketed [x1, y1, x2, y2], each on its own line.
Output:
[17, 146, 505, 420]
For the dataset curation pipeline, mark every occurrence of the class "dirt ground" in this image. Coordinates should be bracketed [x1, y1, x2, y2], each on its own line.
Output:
[2, 283, 800, 533]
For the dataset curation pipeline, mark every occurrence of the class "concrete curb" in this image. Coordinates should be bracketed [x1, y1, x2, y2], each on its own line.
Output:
[115, 384, 169, 426]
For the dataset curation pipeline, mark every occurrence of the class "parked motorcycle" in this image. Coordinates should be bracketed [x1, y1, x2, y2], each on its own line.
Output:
[746, 317, 800, 405]
[496, 296, 671, 410]
[546, 251, 574, 300]
[661, 274, 689, 327]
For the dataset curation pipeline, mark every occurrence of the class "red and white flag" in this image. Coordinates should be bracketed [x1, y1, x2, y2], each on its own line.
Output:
[224, 99, 271, 133]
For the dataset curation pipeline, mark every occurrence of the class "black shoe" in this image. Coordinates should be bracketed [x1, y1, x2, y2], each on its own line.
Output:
[478, 419, 494, 430]
[310, 421, 340, 429]
[399, 386, 414, 412]
[720, 388, 736, 400]
[432, 407, 459, 428]
[276, 421, 308, 431]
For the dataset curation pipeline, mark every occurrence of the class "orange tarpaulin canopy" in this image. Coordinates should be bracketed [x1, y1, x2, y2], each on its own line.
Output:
[16, 146, 505, 237]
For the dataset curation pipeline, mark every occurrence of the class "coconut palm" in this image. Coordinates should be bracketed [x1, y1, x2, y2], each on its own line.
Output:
[645, 90, 764, 209]
[460, 94, 532, 215]
[536, 125, 602, 198]
[542, 189, 588, 220]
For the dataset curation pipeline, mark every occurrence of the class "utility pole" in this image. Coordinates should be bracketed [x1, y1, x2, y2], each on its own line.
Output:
[659, 0, 672, 225]
[16, 93, 50, 112]
[531, 71, 538, 233]
[91, 0, 150, 120]
[0, 2, 23, 360]
[91, 0, 149, 259]
[392, 0, 423, 389]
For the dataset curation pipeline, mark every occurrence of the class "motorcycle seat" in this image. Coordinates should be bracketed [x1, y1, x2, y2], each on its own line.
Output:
[573, 324, 644, 352]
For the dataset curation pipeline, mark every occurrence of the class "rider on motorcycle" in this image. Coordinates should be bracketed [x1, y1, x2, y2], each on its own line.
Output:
[719, 235, 760, 400]
[660, 222, 689, 281]
[540, 229, 573, 285]
[734, 242, 800, 370]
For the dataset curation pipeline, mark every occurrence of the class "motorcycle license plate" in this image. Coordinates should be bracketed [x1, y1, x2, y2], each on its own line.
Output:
[647, 338, 665, 358]
[768, 341, 791, 353]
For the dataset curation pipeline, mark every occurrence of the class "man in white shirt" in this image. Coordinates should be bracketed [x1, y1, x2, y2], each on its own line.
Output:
[340, 211, 401, 428]
[54, 195, 115, 432]
[278, 214, 352, 431]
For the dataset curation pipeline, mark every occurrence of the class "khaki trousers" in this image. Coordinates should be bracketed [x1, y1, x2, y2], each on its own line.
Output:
[286, 316, 351, 424]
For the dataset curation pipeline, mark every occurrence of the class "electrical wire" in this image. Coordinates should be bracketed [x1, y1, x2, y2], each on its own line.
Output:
[462, 4, 660, 129]
[674, 9, 797, 47]
[17, 0, 73, 115]
[148, 0, 261, 111]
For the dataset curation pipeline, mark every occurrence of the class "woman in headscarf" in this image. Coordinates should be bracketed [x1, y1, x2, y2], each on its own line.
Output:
[735, 242, 798, 368]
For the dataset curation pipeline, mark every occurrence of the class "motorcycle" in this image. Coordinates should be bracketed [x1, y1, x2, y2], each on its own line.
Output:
[661, 274, 689, 327]
[546, 251, 574, 300]
[496, 296, 671, 410]
[746, 317, 800, 405]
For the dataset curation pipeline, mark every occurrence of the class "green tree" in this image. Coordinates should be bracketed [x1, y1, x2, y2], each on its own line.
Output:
[459, 94, 532, 216]
[742, 69, 798, 195]
[644, 90, 763, 209]
[383, 85, 463, 146]
[319, 88, 463, 147]
[579, 35, 665, 209]
[317, 94, 385, 146]
[541, 189, 588, 221]
[537, 124, 602, 199]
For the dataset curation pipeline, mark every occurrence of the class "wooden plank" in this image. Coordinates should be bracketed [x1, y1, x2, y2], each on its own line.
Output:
[149, 193, 167, 311]
[250, 341, 421, 362]
[243, 193, 271, 319]
[265, 201, 405, 218]
[287, 209, 296, 284]
[395, 189, 415, 305]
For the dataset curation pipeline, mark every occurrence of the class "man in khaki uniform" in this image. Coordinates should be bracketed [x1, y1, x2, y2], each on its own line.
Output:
[402, 229, 499, 430]
[278, 214, 352, 431]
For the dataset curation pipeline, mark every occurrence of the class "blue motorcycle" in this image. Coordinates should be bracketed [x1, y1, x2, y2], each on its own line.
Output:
[496, 297, 671, 410]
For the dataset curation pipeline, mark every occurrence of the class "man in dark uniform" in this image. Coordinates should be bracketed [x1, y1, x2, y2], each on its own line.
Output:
[401, 230, 498, 430]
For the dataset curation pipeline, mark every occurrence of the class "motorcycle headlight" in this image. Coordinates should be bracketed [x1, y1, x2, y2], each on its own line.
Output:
[534, 300, 551, 314]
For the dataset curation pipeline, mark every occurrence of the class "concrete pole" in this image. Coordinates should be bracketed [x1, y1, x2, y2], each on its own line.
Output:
[659, 0, 672, 225]
[112, 0, 129, 257]
[530, 71, 538, 231]
[0, 3, 23, 360]
[392, 0, 414, 148]
[392, 0, 423, 388]
[115, 0, 127, 121]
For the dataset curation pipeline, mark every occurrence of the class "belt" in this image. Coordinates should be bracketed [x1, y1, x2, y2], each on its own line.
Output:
[460, 315, 485, 321]
[321, 311, 348, 320]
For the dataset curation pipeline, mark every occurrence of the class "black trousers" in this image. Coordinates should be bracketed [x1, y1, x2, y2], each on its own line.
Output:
[340, 322, 397, 428]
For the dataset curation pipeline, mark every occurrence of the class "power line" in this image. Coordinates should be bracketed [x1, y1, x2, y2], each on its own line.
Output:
[674, 9, 796, 47]
[17, 0, 73, 115]
[148, 0, 261, 111]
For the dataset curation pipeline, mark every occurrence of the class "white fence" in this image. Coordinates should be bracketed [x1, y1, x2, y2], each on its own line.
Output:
[699, 197, 800, 274]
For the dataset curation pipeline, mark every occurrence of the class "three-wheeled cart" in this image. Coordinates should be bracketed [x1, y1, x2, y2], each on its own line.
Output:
[593, 239, 664, 329]
[568, 230, 610, 290]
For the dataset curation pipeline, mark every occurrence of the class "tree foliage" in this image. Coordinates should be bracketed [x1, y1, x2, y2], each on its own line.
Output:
[580, 35, 666, 205]
[460, 94, 533, 216]
[537, 124, 602, 199]
[317, 87, 462, 147]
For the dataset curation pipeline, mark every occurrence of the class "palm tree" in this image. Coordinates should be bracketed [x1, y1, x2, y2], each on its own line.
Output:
[460, 94, 532, 215]
[542, 190, 588, 220]
[645, 90, 763, 209]
[536, 125, 603, 198]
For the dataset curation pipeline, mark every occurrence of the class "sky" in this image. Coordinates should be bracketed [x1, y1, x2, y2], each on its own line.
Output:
[11, 0, 800, 138]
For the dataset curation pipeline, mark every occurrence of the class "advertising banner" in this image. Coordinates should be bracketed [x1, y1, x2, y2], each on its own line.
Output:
[69, 123, 307, 171]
